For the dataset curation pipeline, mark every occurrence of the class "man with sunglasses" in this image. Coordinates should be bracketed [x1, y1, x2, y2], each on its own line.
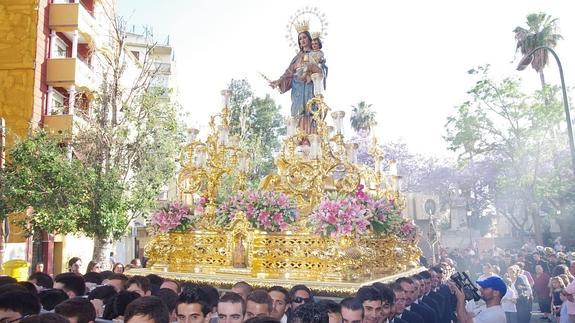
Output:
[0, 291, 40, 323]
[289, 285, 313, 312]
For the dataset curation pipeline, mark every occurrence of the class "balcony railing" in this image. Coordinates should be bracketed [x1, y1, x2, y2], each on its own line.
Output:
[49, 2, 98, 45]
[46, 58, 96, 91]
[43, 113, 87, 143]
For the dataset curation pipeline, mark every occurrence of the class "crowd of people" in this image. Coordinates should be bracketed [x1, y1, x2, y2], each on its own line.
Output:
[2, 241, 575, 323]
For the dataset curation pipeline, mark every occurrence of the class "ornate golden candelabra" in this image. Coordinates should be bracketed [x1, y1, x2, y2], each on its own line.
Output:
[360, 137, 403, 201]
[178, 90, 249, 229]
[260, 96, 403, 218]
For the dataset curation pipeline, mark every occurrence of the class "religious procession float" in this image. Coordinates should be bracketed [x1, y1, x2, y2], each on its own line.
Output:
[133, 8, 423, 296]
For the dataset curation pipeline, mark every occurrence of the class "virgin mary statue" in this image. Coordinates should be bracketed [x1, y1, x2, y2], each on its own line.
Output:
[270, 23, 322, 134]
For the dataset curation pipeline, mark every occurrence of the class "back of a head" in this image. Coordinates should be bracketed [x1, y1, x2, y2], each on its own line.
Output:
[317, 299, 340, 315]
[231, 281, 253, 299]
[88, 285, 117, 304]
[83, 272, 103, 285]
[38, 288, 69, 311]
[125, 296, 169, 323]
[18, 282, 39, 296]
[156, 288, 179, 313]
[291, 301, 329, 323]
[146, 274, 164, 287]
[0, 290, 41, 316]
[201, 285, 220, 310]
[20, 313, 69, 323]
[100, 270, 114, 280]
[55, 297, 96, 323]
[102, 290, 141, 320]
[29, 272, 54, 289]
[0, 275, 18, 286]
[54, 272, 86, 297]
[127, 275, 151, 295]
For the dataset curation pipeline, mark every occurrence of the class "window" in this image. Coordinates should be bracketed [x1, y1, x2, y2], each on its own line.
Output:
[53, 37, 68, 58]
[51, 91, 65, 115]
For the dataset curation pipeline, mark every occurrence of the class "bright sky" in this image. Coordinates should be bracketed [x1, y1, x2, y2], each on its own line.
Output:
[119, 0, 575, 158]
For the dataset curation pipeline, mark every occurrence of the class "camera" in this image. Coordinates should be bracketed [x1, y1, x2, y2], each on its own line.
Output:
[451, 272, 481, 302]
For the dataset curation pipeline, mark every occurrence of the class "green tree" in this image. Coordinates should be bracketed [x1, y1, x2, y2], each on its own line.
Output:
[514, 13, 563, 89]
[445, 66, 573, 242]
[0, 131, 91, 263]
[227, 79, 285, 189]
[70, 13, 182, 262]
[350, 101, 377, 134]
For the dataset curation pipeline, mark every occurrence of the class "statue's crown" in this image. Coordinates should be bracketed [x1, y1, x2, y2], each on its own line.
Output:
[311, 31, 321, 39]
[294, 19, 309, 33]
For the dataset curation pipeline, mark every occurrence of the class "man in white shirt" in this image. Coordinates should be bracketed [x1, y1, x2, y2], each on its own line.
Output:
[451, 276, 507, 323]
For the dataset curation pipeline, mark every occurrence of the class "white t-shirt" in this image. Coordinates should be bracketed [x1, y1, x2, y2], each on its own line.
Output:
[501, 286, 517, 313]
[472, 305, 507, 323]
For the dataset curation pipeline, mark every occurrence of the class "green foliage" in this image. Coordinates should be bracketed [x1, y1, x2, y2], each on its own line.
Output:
[227, 79, 285, 189]
[350, 101, 377, 133]
[0, 131, 90, 235]
[75, 87, 182, 241]
[444, 65, 574, 238]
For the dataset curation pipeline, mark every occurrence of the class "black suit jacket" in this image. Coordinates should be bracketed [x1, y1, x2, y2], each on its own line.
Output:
[426, 291, 447, 322]
[410, 302, 436, 323]
[390, 317, 408, 323]
[419, 300, 440, 323]
[401, 309, 424, 323]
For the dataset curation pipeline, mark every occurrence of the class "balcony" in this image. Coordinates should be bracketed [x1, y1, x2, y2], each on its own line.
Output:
[43, 114, 87, 143]
[46, 58, 96, 91]
[49, 2, 98, 46]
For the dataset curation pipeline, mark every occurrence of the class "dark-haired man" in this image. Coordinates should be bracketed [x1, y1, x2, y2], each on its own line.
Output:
[127, 275, 152, 297]
[390, 283, 422, 323]
[397, 277, 436, 323]
[268, 286, 289, 322]
[106, 273, 128, 292]
[356, 286, 383, 323]
[54, 273, 85, 298]
[218, 292, 245, 323]
[0, 291, 41, 323]
[288, 285, 312, 312]
[245, 290, 273, 320]
[125, 296, 170, 323]
[54, 298, 96, 323]
[176, 290, 212, 323]
[28, 272, 53, 290]
[340, 297, 363, 323]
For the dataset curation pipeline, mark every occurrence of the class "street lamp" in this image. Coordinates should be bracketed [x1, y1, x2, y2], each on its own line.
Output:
[516, 46, 575, 175]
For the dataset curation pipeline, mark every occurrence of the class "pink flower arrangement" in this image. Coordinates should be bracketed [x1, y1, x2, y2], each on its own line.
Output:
[309, 185, 419, 240]
[216, 191, 298, 232]
[149, 201, 198, 233]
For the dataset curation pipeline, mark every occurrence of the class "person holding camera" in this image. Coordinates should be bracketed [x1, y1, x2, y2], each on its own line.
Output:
[450, 276, 507, 323]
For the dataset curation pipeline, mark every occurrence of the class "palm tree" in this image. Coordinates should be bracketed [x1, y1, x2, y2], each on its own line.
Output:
[514, 13, 563, 89]
[350, 101, 377, 134]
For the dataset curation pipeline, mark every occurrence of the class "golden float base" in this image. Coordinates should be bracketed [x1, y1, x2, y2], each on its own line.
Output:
[127, 266, 426, 297]
[143, 222, 423, 296]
